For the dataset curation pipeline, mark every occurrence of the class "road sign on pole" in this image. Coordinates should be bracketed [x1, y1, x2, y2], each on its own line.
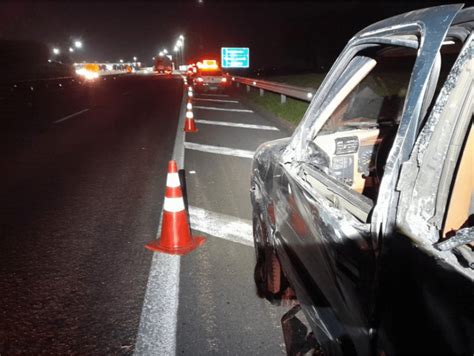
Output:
[221, 47, 249, 68]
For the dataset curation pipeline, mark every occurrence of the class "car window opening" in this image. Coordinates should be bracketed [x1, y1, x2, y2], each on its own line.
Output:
[307, 46, 418, 204]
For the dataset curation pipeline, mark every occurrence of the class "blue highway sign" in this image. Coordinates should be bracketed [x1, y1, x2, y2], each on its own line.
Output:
[221, 47, 250, 68]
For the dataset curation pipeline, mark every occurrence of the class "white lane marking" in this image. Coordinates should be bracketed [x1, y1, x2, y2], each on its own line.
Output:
[134, 251, 180, 356]
[198, 93, 229, 97]
[194, 105, 253, 113]
[184, 142, 254, 159]
[195, 119, 279, 131]
[194, 98, 239, 103]
[53, 108, 90, 124]
[189, 206, 254, 247]
[134, 87, 187, 356]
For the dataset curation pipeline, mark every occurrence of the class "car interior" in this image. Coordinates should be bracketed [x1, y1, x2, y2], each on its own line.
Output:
[305, 41, 465, 221]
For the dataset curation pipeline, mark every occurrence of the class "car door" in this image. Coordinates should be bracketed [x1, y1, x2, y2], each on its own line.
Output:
[271, 5, 463, 356]
[376, 27, 473, 355]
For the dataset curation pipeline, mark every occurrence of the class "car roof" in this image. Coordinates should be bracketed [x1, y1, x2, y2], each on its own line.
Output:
[352, 4, 468, 40]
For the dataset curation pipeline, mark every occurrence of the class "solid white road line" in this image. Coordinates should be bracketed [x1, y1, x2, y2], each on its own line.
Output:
[195, 119, 279, 131]
[184, 142, 254, 159]
[194, 105, 254, 113]
[194, 98, 239, 103]
[189, 206, 254, 247]
[134, 87, 188, 356]
[53, 108, 90, 124]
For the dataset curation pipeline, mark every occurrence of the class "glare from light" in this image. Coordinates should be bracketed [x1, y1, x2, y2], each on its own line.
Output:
[74, 40, 83, 49]
[307, 92, 313, 99]
[133, 56, 137, 61]
[163, 49, 168, 54]
[53, 48, 60, 55]
[159, 52, 164, 56]
[179, 34, 184, 40]
[186, 110, 194, 119]
[75, 68, 99, 80]
[174, 46, 179, 52]
[69, 47, 74, 53]
[119, 59, 124, 63]
[188, 91, 193, 97]
[186, 102, 192, 110]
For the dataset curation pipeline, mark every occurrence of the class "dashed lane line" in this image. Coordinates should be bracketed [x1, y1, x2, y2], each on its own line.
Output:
[195, 119, 279, 131]
[184, 142, 254, 159]
[193, 98, 239, 103]
[189, 206, 253, 247]
[53, 108, 90, 124]
[194, 105, 254, 113]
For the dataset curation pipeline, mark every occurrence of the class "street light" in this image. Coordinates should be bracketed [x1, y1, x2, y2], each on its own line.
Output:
[133, 56, 137, 61]
[119, 59, 124, 63]
[163, 49, 168, 54]
[53, 48, 60, 55]
[74, 40, 82, 49]
[69, 47, 74, 53]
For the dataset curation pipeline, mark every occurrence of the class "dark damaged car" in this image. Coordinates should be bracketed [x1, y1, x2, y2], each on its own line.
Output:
[250, 5, 473, 356]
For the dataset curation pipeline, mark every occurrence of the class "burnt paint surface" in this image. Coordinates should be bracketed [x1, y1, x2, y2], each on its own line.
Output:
[250, 5, 473, 355]
[253, 140, 375, 355]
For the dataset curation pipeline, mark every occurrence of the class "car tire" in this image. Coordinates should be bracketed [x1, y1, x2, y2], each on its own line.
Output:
[253, 207, 295, 306]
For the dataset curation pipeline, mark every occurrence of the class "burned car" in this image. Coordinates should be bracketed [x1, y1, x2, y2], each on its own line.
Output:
[250, 4, 473, 356]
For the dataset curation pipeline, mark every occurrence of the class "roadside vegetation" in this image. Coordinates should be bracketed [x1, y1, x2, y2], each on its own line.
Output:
[239, 72, 326, 126]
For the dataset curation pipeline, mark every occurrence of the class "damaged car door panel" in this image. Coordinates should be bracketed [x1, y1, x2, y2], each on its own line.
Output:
[251, 4, 473, 355]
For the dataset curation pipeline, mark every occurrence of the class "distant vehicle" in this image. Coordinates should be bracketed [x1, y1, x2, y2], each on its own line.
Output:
[154, 57, 173, 74]
[250, 4, 473, 356]
[186, 64, 197, 80]
[193, 60, 229, 92]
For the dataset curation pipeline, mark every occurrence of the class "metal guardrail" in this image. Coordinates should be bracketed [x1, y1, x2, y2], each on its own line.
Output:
[231, 75, 316, 103]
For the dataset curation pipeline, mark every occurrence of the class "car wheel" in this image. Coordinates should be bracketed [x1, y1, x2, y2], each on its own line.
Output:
[253, 207, 295, 306]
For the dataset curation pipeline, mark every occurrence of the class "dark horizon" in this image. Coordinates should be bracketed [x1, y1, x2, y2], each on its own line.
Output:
[0, 1, 464, 69]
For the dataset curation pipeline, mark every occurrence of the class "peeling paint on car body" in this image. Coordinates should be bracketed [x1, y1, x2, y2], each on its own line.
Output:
[251, 5, 473, 355]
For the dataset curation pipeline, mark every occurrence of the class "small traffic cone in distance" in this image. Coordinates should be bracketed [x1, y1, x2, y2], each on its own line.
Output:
[184, 109, 198, 132]
[145, 160, 205, 255]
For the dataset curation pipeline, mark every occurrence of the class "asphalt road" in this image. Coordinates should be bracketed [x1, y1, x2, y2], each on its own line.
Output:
[0, 75, 180, 354]
[0, 74, 291, 354]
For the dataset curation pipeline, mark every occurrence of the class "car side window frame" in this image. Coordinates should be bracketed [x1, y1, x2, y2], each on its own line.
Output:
[296, 40, 421, 222]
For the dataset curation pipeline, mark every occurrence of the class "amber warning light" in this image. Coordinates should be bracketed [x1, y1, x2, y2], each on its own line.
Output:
[197, 59, 219, 70]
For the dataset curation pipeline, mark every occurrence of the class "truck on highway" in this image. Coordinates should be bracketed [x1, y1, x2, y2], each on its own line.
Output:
[154, 57, 173, 74]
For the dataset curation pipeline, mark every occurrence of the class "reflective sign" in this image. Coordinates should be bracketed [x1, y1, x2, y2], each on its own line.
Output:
[221, 47, 250, 68]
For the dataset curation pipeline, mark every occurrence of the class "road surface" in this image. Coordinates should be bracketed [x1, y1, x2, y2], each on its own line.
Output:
[0, 74, 291, 354]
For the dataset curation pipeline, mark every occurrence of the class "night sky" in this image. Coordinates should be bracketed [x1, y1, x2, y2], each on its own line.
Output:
[0, 1, 466, 70]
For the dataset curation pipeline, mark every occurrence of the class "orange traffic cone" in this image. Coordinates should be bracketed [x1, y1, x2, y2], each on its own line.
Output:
[183, 109, 198, 132]
[145, 160, 205, 255]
